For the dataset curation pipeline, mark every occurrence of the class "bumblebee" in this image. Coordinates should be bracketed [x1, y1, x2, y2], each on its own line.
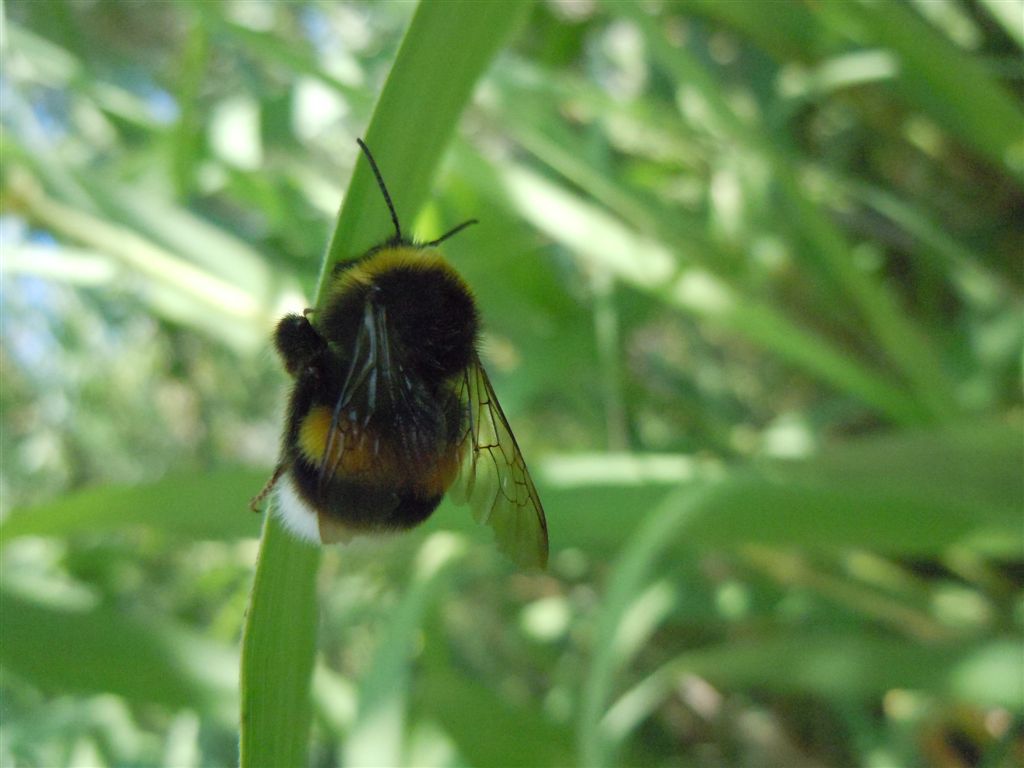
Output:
[252, 139, 548, 569]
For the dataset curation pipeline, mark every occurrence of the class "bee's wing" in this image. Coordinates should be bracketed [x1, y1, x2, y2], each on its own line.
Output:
[317, 301, 436, 493]
[318, 301, 386, 493]
[451, 356, 549, 569]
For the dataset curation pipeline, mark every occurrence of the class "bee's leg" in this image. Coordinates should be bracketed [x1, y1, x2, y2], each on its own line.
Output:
[250, 462, 287, 512]
[274, 313, 326, 377]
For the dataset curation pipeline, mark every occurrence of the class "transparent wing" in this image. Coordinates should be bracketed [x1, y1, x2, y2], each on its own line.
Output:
[317, 301, 435, 492]
[452, 356, 549, 569]
[318, 301, 386, 493]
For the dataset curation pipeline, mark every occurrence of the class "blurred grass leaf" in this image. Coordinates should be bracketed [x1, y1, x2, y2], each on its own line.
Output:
[548, 422, 1023, 558]
[470, 153, 929, 423]
[0, 469, 265, 545]
[579, 485, 715, 767]
[604, 634, 1023, 746]
[344, 534, 464, 767]
[811, 0, 1024, 180]
[617, 0, 962, 420]
[1, 589, 235, 715]
[414, 663, 575, 767]
[684, 634, 1024, 709]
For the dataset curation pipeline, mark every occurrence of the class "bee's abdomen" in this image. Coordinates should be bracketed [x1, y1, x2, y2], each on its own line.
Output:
[289, 403, 462, 531]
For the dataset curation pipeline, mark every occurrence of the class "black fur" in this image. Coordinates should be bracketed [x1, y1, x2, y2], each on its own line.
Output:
[276, 257, 477, 531]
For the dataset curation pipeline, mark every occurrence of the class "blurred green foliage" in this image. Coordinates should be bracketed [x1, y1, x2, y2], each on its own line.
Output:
[1, 1, 1022, 767]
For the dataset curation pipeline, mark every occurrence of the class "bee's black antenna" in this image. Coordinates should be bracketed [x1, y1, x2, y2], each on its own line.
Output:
[426, 219, 479, 247]
[356, 138, 402, 243]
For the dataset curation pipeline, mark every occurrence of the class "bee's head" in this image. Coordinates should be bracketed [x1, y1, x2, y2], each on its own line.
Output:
[316, 140, 482, 379]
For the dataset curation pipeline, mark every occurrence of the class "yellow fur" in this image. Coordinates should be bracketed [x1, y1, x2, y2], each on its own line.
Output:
[328, 245, 468, 300]
[298, 406, 382, 476]
[297, 403, 460, 495]
[297, 406, 332, 463]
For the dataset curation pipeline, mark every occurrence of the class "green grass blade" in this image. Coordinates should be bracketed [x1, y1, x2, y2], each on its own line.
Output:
[815, 0, 1024, 181]
[0, 589, 235, 715]
[604, 634, 1023, 744]
[414, 665, 575, 767]
[539, 421, 1022, 558]
[775, 171, 960, 418]
[614, 0, 962, 420]
[5, 170, 272, 352]
[344, 535, 464, 767]
[239, 516, 321, 768]
[319, 0, 532, 291]
[689, 634, 1024, 710]
[978, 0, 1024, 48]
[835, 175, 1014, 309]
[238, 3, 531, 766]
[578, 484, 716, 768]
[191, 2, 370, 107]
[493, 160, 928, 423]
[0, 469, 265, 545]
[169, 9, 208, 197]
